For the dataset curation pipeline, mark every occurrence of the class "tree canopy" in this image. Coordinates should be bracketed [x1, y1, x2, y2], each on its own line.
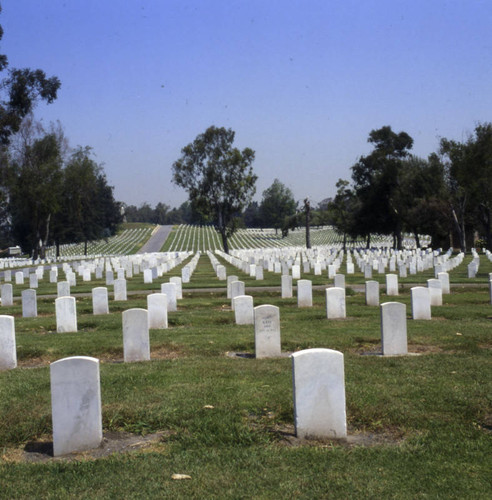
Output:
[260, 179, 296, 234]
[0, 7, 60, 146]
[351, 125, 414, 249]
[172, 125, 257, 253]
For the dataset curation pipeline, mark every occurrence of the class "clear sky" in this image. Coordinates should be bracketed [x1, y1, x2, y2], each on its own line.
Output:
[2, 0, 491, 208]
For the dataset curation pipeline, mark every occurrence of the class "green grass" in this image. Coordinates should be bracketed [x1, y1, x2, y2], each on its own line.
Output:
[0, 255, 491, 498]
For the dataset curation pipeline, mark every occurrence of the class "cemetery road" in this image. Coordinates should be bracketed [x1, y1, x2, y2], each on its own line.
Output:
[137, 225, 173, 254]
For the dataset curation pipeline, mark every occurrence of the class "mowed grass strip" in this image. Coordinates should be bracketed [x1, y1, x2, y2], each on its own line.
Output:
[0, 255, 490, 498]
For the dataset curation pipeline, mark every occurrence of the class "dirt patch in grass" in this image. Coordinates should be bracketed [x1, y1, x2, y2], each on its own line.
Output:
[1, 431, 169, 464]
[353, 344, 444, 356]
[226, 351, 293, 359]
[101, 345, 184, 363]
[16, 347, 184, 368]
[271, 424, 403, 448]
[17, 356, 53, 368]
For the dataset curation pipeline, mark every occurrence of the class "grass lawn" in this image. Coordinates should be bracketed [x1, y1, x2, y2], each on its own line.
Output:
[0, 254, 491, 499]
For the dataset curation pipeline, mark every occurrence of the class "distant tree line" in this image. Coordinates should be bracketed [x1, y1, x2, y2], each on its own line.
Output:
[168, 124, 492, 253]
[0, 117, 122, 258]
[323, 124, 492, 252]
[123, 200, 210, 226]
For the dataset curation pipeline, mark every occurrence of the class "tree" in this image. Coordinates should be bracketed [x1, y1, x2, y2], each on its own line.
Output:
[259, 179, 297, 234]
[440, 123, 492, 251]
[242, 201, 262, 228]
[395, 154, 449, 249]
[56, 147, 121, 255]
[9, 130, 63, 258]
[153, 202, 170, 224]
[0, 6, 60, 146]
[351, 126, 414, 249]
[172, 126, 257, 253]
[327, 179, 359, 250]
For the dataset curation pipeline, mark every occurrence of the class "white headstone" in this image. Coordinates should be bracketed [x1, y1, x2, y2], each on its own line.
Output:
[147, 293, 168, 329]
[399, 265, 407, 278]
[55, 297, 77, 333]
[292, 348, 347, 439]
[326, 287, 346, 319]
[437, 272, 450, 294]
[57, 281, 70, 298]
[92, 287, 109, 315]
[143, 269, 153, 284]
[255, 265, 264, 280]
[21, 289, 37, 318]
[427, 279, 443, 306]
[29, 273, 38, 289]
[254, 305, 281, 358]
[15, 271, 24, 285]
[411, 287, 431, 320]
[297, 280, 313, 308]
[365, 281, 379, 306]
[0, 315, 16, 370]
[227, 275, 238, 299]
[334, 274, 345, 289]
[1, 284, 13, 307]
[105, 270, 114, 286]
[113, 279, 127, 301]
[292, 264, 301, 280]
[122, 308, 150, 362]
[169, 277, 183, 300]
[230, 281, 245, 310]
[281, 275, 293, 298]
[161, 282, 177, 312]
[50, 356, 102, 456]
[181, 266, 191, 283]
[328, 265, 336, 279]
[385, 274, 398, 296]
[217, 265, 227, 281]
[233, 295, 254, 325]
[380, 302, 407, 355]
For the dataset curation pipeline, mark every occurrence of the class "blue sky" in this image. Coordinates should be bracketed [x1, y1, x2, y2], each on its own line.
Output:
[2, 0, 491, 208]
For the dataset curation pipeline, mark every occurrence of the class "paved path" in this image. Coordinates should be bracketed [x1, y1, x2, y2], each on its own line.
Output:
[137, 225, 174, 254]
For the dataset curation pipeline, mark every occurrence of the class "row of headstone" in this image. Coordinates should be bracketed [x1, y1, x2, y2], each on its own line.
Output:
[49, 346, 349, 456]
[1, 251, 192, 289]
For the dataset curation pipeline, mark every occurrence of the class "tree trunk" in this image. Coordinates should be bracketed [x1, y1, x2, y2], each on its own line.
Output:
[304, 198, 311, 249]
[478, 204, 492, 251]
[451, 207, 466, 252]
[396, 230, 402, 251]
[413, 230, 421, 249]
[84, 239, 88, 256]
[56, 241, 60, 258]
[343, 232, 347, 251]
[366, 233, 371, 249]
[220, 229, 229, 254]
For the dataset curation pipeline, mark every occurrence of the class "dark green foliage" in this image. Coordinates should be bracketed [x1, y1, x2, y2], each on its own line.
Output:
[259, 179, 297, 234]
[9, 129, 63, 258]
[54, 146, 121, 254]
[440, 123, 492, 251]
[0, 7, 60, 146]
